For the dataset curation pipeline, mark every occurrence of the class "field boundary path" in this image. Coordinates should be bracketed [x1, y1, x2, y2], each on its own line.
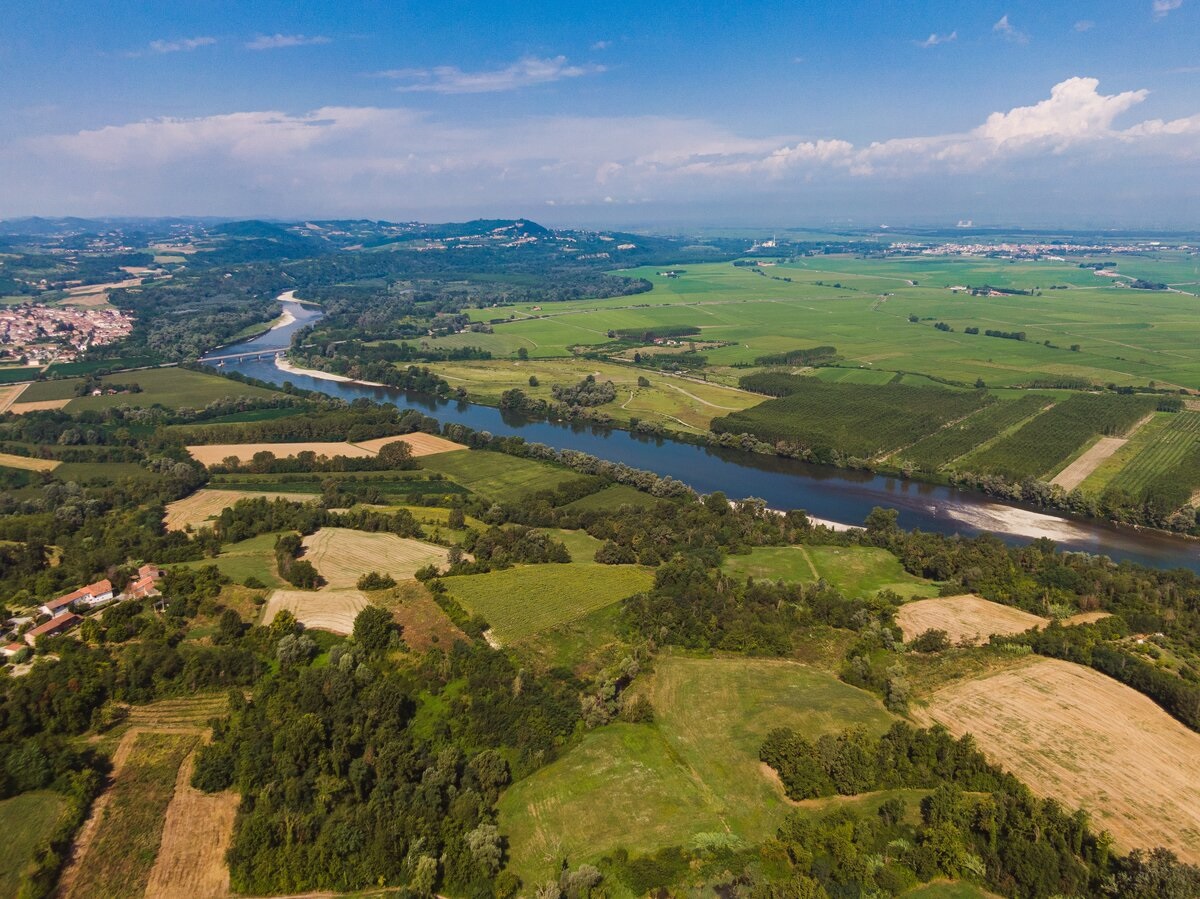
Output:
[1050, 411, 1155, 491]
[0, 382, 29, 413]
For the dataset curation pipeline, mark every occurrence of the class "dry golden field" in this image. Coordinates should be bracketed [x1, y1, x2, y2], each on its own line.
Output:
[9, 398, 72, 414]
[897, 595, 1113, 645]
[186, 442, 376, 466]
[913, 657, 1200, 862]
[144, 750, 238, 899]
[896, 595, 1047, 644]
[163, 488, 315, 531]
[261, 588, 369, 635]
[352, 431, 466, 456]
[301, 527, 452, 588]
[0, 451, 60, 472]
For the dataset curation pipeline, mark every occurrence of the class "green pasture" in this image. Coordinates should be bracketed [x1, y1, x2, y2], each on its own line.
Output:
[499, 656, 894, 885]
[175, 532, 284, 587]
[442, 561, 652, 644]
[419, 449, 594, 504]
[63, 366, 282, 411]
[0, 791, 65, 896]
[562, 484, 664, 512]
[722, 545, 934, 599]
[456, 258, 1200, 390]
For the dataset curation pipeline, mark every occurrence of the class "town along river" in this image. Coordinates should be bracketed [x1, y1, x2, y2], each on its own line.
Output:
[203, 300, 1200, 573]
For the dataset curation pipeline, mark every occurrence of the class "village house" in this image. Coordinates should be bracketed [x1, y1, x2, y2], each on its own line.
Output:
[1, 642, 26, 659]
[24, 613, 81, 646]
[38, 578, 114, 618]
[125, 563, 164, 598]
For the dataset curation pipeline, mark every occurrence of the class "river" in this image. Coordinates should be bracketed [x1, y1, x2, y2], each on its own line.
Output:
[201, 300, 1200, 572]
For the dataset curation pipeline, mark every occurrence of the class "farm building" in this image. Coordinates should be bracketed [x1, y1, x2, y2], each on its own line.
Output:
[24, 613, 81, 646]
[1, 642, 25, 658]
[38, 578, 114, 617]
[125, 563, 163, 598]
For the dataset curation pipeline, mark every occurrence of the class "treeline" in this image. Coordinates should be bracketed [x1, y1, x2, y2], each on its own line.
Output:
[174, 403, 438, 447]
[204, 440, 416, 475]
[211, 495, 423, 544]
[759, 723, 1200, 898]
[750, 345, 838, 367]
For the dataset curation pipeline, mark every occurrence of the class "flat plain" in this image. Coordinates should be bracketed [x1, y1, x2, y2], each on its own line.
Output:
[443, 561, 653, 644]
[912, 656, 1200, 862]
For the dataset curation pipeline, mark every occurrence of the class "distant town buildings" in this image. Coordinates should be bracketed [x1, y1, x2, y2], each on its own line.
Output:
[0, 304, 134, 365]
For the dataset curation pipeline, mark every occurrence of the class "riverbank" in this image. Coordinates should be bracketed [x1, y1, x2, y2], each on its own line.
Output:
[274, 356, 387, 388]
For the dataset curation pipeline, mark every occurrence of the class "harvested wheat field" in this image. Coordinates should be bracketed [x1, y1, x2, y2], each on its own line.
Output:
[0, 451, 59, 472]
[186, 442, 375, 466]
[144, 749, 238, 899]
[896, 595, 1046, 644]
[9, 398, 72, 414]
[261, 588, 369, 635]
[913, 657, 1200, 861]
[164, 488, 315, 531]
[353, 431, 466, 456]
[0, 383, 28, 413]
[1051, 436, 1128, 491]
[301, 527, 452, 589]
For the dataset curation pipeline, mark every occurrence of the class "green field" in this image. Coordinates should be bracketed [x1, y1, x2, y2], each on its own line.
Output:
[499, 656, 894, 885]
[0, 790, 65, 896]
[420, 449, 593, 504]
[442, 561, 653, 643]
[455, 257, 1200, 390]
[722, 545, 934, 599]
[561, 484, 663, 512]
[898, 394, 1051, 471]
[1103, 410, 1200, 506]
[19, 378, 82, 401]
[63, 367, 282, 411]
[45, 356, 159, 377]
[0, 367, 40, 384]
[422, 358, 762, 433]
[712, 380, 990, 459]
[961, 393, 1156, 480]
[176, 531, 284, 587]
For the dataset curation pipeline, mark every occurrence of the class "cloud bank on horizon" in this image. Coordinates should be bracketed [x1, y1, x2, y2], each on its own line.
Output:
[8, 76, 1197, 224]
[2, 1, 1197, 225]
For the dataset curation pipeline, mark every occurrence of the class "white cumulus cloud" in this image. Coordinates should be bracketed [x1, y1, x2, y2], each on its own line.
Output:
[916, 31, 957, 48]
[993, 14, 1029, 43]
[1153, 0, 1184, 19]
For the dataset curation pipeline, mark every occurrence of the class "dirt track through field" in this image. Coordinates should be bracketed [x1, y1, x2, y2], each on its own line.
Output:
[1051, 437, 1128, 490]
[913, 657, 1200, 861]
[0, 383, 29, 413]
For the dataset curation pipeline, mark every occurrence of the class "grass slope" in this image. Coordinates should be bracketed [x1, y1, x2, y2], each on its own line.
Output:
[442, 562, 653, 643]
[0, 791, 65, 896]
[420, 449, 593, 505]
[722, 545, 934, 599]
[500, 656, 894, 885]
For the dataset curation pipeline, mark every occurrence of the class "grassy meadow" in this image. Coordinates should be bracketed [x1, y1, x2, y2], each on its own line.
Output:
[722, 544, 936, 599]
[442, 561, 653, 644]
[0, 791, 65, 896]
[419, 448, 593, 504]
[499, 655, 894, 885]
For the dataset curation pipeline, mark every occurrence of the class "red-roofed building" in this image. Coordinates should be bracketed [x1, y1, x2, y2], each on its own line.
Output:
[1, 642, 25, 658]
[39, 579, 114, 618]
[125, 564, 163, 599]
[24, 613, 81, 646]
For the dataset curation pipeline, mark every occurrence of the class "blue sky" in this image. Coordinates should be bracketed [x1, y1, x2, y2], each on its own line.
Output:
[1, 1, 1198, 227]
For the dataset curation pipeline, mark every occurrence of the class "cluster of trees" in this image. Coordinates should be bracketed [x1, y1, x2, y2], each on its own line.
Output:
[175, 401, 438, 447]
[193, 636, 581, 895]
[274, 533, 320, 588]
